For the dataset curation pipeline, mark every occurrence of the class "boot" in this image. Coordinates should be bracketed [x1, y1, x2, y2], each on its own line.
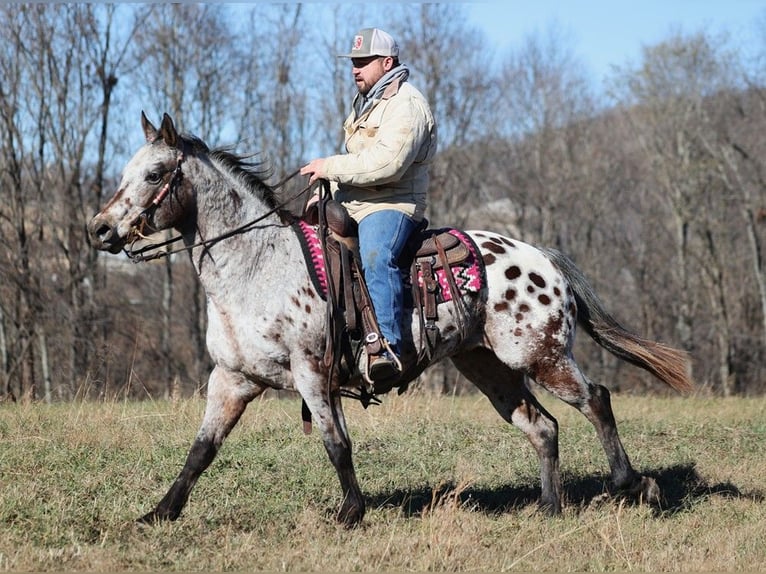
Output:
[369, 350, 401, 382]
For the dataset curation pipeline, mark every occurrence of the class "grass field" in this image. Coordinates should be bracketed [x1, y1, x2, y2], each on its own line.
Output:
[0, 390, 764, 571]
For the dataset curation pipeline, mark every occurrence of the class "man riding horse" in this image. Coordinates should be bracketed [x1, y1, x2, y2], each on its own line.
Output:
[301, 27, 437, 383]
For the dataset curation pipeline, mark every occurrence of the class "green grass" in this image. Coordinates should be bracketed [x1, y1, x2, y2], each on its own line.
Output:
[0, 391, 764, 571]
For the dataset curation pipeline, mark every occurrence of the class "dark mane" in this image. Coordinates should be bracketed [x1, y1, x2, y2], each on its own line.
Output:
[208, 146, 279, 209]
[179, 132, 306, 216]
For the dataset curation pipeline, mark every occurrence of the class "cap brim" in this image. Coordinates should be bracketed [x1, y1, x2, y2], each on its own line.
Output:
[338, 52, 373, 58]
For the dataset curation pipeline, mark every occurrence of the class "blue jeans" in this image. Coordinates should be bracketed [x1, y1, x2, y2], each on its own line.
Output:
[358, 210, 417, 353]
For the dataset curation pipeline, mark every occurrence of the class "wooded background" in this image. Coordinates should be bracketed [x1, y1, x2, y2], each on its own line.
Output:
[2, 3, 765, 402]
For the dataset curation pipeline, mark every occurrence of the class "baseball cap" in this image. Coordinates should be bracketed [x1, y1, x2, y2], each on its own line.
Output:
[339, 28, 399, 59]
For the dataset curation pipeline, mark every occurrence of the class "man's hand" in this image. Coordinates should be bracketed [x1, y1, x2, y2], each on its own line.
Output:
[300, 158, 327, 185]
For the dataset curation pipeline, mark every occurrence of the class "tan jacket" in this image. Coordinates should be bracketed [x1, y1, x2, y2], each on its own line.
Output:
[322, 78, 437, 223]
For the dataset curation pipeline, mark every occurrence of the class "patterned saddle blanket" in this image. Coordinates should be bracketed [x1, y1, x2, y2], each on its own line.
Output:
[293, 220, 485, 305]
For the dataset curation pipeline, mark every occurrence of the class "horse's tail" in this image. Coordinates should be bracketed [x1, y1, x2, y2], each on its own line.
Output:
[541, 247, 694, 394]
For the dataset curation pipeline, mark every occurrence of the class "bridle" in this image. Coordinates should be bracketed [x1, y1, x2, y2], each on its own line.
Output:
[124, 154, 312, 263]
[129, 149, 186, 241]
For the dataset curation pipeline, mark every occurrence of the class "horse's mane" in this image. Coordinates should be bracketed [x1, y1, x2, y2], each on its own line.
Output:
[178, 133, 280, 210]
[209, 147, 279, 210]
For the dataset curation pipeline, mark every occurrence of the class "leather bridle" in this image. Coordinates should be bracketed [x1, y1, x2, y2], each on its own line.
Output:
[124, 163, 311, 263]
[129, 149, 186, 241]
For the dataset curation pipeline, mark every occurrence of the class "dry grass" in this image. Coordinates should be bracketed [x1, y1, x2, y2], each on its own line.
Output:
[0, 390, 764, 571]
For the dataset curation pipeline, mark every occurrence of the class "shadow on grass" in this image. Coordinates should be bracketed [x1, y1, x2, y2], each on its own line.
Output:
[367, 463, 764, 518]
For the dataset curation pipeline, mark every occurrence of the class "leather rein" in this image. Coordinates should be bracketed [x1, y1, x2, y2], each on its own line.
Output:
[123, 157, 311, 263]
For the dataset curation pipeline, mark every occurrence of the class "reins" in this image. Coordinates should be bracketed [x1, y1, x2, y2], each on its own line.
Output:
[124, 167, 311, 263]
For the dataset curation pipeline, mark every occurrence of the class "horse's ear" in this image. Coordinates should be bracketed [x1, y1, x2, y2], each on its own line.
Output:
[141, 111, 159, 143]
[158, 113, 179, 148]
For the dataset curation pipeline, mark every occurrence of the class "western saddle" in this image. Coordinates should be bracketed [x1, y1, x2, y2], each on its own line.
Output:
[311, 192, 471, 398]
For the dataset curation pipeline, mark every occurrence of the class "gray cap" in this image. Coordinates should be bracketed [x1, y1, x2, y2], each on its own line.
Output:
[339, 28, 399, 58]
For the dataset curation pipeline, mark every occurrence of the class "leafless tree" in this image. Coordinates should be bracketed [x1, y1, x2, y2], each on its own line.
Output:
[609, 31, 750, 393]
[234, 4, 310, 176]
[125, 4, 240, 394]
[0, 3, 765, 399]
[493, 21, 598, 248]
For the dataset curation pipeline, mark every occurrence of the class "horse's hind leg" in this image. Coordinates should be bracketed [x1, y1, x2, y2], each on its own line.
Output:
[139, 366, 264, 523]
[296, 378, 365, 527]
[451, 348, 562, 514]
[531, 356, 659, 504]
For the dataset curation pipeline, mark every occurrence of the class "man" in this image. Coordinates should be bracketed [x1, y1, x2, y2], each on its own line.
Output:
[301, 27, 437, 382]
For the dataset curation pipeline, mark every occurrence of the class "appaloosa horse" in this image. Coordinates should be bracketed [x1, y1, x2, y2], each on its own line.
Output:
[87, 113, 693, 526]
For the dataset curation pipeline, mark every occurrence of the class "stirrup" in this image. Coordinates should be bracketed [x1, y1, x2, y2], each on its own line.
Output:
[363, 337, 402, 385]
[368, 351, 401, 382]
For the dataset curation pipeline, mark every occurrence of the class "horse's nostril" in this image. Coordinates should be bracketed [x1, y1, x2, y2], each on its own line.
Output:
[95, 224, 111, 240]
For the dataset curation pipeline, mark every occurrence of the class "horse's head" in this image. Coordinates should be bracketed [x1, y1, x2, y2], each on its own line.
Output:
[88, 112, 194, 254]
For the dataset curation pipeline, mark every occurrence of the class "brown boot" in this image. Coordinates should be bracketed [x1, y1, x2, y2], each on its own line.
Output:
[368, 351, 401, 382]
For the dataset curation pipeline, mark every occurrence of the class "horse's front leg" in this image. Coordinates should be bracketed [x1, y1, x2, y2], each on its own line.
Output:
[139, 366, 264, 524]
[297, 375, 365, 527]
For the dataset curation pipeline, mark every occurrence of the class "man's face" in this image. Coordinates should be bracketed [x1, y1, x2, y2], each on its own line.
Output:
[350, 56, 392, 95]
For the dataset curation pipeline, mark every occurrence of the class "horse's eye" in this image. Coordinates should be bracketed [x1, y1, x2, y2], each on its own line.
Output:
[146, 171, 162, 184]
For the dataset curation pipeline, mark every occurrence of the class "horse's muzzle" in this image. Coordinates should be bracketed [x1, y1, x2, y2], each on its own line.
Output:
[87, 215, 125, 254]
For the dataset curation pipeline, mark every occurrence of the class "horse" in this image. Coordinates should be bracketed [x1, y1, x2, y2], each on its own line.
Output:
[87, 112, 693, 526]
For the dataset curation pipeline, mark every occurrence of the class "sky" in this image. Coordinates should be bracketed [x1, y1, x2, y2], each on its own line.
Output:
[465, 0, 765, 82]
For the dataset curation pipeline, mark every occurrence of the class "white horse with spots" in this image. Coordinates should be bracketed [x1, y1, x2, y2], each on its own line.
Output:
[88, 113, 693, 526]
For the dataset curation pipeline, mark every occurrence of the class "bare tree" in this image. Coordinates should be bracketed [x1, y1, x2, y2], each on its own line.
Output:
[1, 2, 765, 400]
[232, 5, 311, 176]
[609, 30, 751, 393]
[389, 4, 496, 149]
[124, 4, 242, 394]
[0, 6, 31, 400]
[0, 5, 144, 401]
[493, 21, 598, 248]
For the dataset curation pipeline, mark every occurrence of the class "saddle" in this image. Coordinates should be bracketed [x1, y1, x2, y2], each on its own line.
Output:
[315, 197, 472, 397]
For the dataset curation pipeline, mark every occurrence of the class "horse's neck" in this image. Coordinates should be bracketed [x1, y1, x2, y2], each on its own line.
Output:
[183, 162, 296, 296]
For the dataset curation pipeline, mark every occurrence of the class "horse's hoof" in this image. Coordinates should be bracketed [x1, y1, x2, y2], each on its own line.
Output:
[618, 475, 661, 506]
[337, 502, 365, 528]
[136, 512, 159, 526]
[136, 508, 178, 525]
